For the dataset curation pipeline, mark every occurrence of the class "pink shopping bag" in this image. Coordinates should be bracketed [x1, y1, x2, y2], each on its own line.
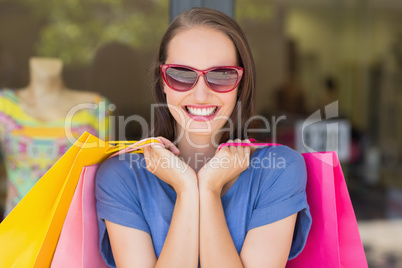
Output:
[286, 152, 368, 267]
[219, 142, 367, 267]
[51, 164, 107, 268]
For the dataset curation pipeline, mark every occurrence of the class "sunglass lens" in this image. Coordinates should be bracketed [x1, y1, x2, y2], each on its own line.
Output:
[206, 68, 238, 92]
[166, 67, 197, 91]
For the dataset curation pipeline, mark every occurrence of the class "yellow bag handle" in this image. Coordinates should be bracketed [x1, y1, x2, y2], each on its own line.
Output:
[105, 138, 164, 156]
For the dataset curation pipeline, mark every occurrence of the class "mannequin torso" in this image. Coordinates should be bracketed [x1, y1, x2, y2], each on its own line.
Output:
[16, 89, 102, 122]
[16, 57, 102, 122]
[0, 57, 111, 215]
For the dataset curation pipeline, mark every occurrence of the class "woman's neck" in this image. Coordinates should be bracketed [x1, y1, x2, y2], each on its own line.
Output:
[176, 133, 220, 173]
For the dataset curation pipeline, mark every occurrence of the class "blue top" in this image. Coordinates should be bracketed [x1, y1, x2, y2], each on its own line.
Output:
[95, 145, 312, 267]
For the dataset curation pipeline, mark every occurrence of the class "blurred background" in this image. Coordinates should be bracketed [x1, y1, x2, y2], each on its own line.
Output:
[0, 0, 401, 266]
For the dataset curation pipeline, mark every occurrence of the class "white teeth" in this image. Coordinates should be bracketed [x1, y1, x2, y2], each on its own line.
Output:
[187, 106, 217, 116]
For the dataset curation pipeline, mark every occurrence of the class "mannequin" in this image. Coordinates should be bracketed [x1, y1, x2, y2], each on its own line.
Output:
[0, 57, 111, 216]
[17, 57, 103, 121]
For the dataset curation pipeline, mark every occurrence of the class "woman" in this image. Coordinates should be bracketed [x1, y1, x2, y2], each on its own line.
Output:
[96, 7, 311, 267]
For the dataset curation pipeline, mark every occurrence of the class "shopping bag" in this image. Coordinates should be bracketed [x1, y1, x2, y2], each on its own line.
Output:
[218, 143, 367, 267]
[0, 132, 160, 268]
[51, 138, 158, 268]
[0, 132, 108, 267]
[51, 164, 107, 268]
[286, 152, 368, 267]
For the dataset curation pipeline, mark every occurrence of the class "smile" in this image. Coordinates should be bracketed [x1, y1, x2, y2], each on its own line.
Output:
[183, 105, 220, 121]
[186, 106, 217, 116]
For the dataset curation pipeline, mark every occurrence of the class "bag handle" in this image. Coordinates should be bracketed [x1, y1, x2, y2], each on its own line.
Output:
[107, 138, 281, 158]
[217, 138, 281, 151]
[107, 138, 164, 159]
[106, 140, 157, 153]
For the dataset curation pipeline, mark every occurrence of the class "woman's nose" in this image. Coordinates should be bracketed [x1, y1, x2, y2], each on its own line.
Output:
[191, 76, 211, 102]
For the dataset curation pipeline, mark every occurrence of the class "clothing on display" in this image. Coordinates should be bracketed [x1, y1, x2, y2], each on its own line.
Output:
[0, 89, 110, 214]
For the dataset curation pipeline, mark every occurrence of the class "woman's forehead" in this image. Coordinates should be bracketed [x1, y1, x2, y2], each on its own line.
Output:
[165, 27, 238, 69]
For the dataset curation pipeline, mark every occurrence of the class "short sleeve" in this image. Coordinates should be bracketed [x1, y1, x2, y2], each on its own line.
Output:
[248, 151, 312, 260]
[95, 156, 150, 267]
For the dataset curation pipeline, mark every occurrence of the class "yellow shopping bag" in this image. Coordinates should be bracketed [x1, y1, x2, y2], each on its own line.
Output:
[0, 132, 159, 268]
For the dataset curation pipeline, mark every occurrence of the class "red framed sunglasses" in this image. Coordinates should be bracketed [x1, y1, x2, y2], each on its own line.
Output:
[160, 64, 244, 93]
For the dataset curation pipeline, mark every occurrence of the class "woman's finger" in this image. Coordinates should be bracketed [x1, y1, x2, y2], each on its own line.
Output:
[244, 145, 251, 165]
[226, 139, 237, 154]
[157, 136, 181, 156]
[243, 139, 252, 153]
[234, 138, 243, 154]
[150, 144, 165, 158]
[143, 145, 151, 159]
[216, 143, 230, 155]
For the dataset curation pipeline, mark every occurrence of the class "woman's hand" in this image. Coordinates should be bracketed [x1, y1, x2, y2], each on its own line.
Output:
[143, 137, 197, 194]
[197, 139, 251, 195]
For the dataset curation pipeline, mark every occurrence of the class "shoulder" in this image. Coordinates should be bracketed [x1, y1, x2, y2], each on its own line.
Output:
[253, 145, 303, 162]
[96, 153, 160, 192]
[249, 145, 307, 194]
[67, 89, 110, 105]
[96, 153, 146, 186]
[95, 153, 155, 239]
[245, 146, 311, 259]
[246, 145, 310, 227]
[0, 89, 20, 114]
[250, 145, 305, 173]
[0, 89, 8, 106]
[0, 88, 16, 101]
[95, 153, 151, 204]
[66, 90, 112, 118]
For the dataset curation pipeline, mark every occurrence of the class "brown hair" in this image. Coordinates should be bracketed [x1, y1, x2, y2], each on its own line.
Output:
[151, 7, 256, 143]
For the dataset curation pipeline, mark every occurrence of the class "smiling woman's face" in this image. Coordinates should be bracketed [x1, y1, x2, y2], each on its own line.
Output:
[163, 26, 239, 141]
